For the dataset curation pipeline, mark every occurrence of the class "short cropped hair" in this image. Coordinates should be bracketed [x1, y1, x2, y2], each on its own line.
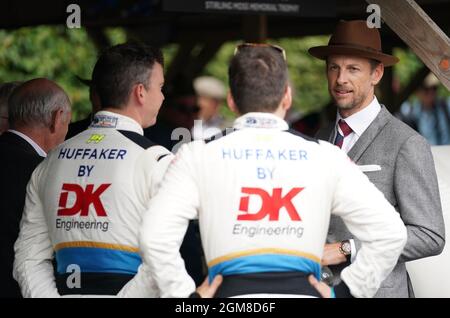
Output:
[228, 46, 288, 114]
[92, 42, 164, 108]
[8, 79, 71, 129]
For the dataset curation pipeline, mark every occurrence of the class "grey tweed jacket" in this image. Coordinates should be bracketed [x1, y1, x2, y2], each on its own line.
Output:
[317, 106, 445, 298]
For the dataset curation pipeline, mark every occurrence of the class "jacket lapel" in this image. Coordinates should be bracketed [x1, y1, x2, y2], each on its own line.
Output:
[316, 123, 335, 143]
[347, 106, 392, 162]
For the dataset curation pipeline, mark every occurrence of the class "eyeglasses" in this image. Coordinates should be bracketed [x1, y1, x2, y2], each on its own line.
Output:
[234, 43, 287, 61]
[0, 116, 8, 120]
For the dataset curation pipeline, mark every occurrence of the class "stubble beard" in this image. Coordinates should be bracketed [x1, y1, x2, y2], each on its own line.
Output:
[333, 90, 367, 113]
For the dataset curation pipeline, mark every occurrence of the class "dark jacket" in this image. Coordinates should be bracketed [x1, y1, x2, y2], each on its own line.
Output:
[0, 132, 43, 298]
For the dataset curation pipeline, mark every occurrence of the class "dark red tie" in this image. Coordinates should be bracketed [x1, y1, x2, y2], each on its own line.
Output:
[334, 119, 353, 149]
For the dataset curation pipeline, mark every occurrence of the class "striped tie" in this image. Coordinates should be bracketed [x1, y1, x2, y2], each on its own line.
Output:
[334, 119, 353, 149]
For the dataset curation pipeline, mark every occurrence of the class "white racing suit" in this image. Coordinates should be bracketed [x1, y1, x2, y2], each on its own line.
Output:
[139, 112, 407, 298]
[13, 111, 172, 297]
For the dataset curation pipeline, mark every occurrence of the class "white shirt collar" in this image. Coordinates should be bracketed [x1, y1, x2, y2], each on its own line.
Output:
[8, 129, 47, 157]
[336, 96, 381, 137]
[233, 112, 289, 130]
[90, 111, 144, 135]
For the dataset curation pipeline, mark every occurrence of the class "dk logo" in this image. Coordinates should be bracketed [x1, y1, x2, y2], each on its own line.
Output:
[238, 187, 304, 221]
[58, 183, 111, 216]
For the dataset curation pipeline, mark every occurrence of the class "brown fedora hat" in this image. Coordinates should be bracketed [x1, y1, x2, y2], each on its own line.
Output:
[309, 20, 399, 67]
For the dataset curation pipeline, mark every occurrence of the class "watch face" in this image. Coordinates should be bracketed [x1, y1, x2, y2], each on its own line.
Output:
[341, 241, 351, 255]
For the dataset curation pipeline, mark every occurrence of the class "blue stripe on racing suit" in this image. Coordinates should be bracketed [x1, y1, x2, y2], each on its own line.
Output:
[56, 247, 141, 275]
[208, 253, 321, 282]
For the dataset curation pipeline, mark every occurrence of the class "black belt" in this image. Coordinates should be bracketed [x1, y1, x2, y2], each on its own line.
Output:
[214, 271, 322, 298]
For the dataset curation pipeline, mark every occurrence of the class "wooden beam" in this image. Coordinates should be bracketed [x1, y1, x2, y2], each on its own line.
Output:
[183, 40, 224, 81]
[366, 0, 450, 90]
[165, 41, 197, 84]
[242, 15, 267, 43]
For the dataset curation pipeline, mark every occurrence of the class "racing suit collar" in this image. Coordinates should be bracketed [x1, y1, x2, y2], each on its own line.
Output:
[233, 112, 289, 130]
[91, 111, 144, 135]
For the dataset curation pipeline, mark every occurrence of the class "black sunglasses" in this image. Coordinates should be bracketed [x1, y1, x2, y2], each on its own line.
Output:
[234, 43, 287, 61]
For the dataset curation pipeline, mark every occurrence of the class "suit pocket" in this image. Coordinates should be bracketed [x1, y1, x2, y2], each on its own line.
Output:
[364, 170, 388, 186]
[358, 164, 381, 172]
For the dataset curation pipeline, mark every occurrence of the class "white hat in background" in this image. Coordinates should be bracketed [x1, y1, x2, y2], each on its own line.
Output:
[423, 73, 441, 88]
[193, 76, 226, 100]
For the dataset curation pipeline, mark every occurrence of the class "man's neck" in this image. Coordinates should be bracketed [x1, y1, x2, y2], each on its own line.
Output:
[339, 94, 375, 119]
[12, 126, 49, 153]
[102, 107, 142, 127]
[272, 106, 287, 119]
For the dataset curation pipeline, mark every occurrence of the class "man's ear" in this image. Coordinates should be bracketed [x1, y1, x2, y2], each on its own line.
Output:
[135, 83, 146, 105]
[281, 85, 292, 112]
[227, 91, 239, 115]
[50, 108, 65, 133]
[372, 63, 384, 86]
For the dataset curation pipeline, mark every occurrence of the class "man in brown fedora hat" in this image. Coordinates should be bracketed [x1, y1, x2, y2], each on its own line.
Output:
[313, 20, 445, 298]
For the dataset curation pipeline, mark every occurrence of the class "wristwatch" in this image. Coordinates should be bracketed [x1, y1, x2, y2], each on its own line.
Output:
[339, 240, 351, 257]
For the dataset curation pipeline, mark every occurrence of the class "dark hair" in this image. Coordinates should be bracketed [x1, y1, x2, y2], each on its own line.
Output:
[369, 59, 381, 72]
[228, 46, 288, 114]
[92, 42, 164, 108]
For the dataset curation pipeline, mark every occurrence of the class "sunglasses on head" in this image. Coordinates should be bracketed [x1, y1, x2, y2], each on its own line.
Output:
[234, 43, 287, 61]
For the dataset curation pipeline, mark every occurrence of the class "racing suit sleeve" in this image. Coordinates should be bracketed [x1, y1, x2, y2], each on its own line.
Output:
[117, 151, 173, 298]
[139, 143, 200, 298]
[13, 163, 60, 298]
[329, 146, 407, 298]
[116, 261, 160, 298]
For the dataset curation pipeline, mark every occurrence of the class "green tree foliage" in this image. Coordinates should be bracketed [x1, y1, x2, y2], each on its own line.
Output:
[0, 26, 97, 120]
[0, 26, 127, 121]
[1, 25, 438, 123]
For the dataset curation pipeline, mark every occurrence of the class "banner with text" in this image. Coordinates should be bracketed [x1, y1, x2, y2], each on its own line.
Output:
[163, 0, 336, 17]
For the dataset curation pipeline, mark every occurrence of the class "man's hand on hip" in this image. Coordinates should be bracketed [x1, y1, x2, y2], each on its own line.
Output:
[321, 242, 347, 266]
[308, 275, 332, 298]
[195, 275, 223, 298]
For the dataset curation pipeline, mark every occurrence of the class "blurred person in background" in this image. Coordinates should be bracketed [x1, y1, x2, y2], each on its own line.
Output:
[399, 73, 450, 145]
[0, 81, 22, 135]
[191, 76, 230, 140]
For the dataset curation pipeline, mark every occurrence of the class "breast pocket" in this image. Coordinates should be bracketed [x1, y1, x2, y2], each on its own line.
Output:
[364, 170, 387, 185]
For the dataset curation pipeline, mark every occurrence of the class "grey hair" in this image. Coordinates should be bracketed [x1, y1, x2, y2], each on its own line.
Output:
[8, 83, 71, 128]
